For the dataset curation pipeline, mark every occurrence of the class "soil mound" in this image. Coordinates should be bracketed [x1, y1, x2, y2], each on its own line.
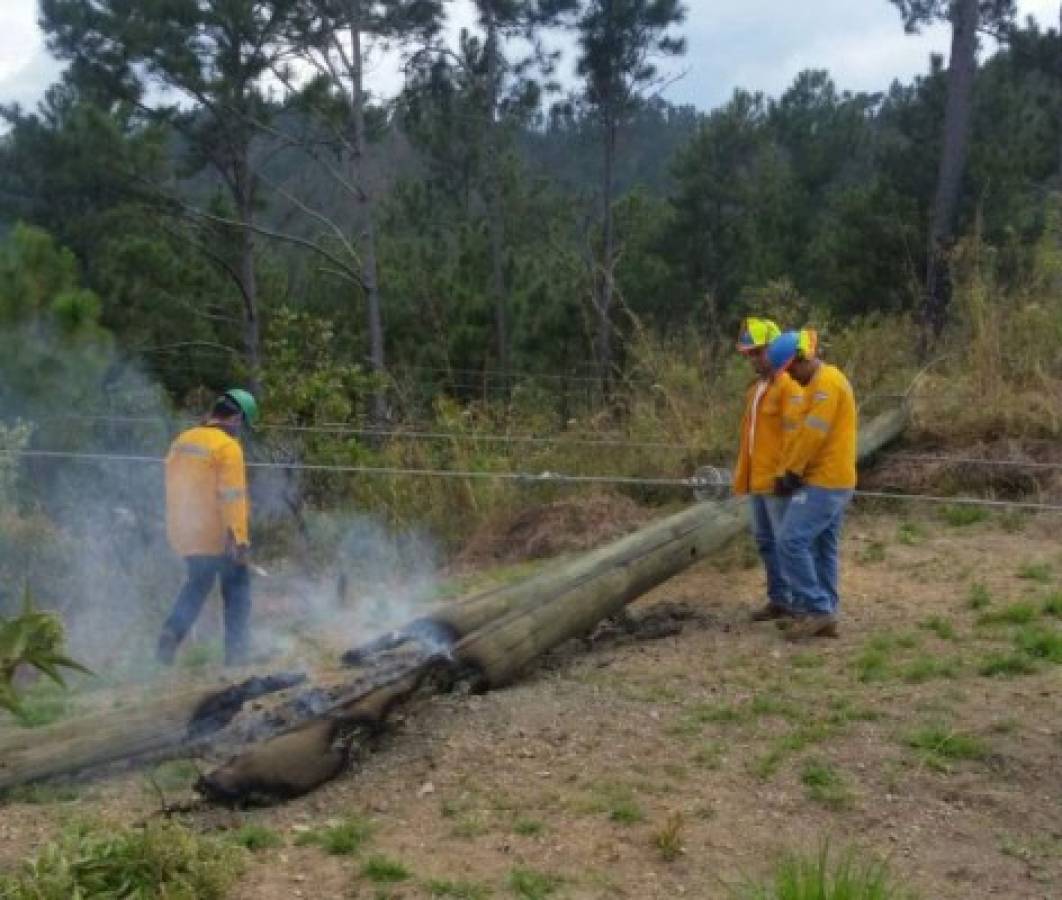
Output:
[457, 492, 651, 568]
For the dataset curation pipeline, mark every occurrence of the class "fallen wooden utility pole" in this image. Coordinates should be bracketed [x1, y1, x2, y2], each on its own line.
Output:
[0, 405, 908, 799]
[196, 404, 909, 803]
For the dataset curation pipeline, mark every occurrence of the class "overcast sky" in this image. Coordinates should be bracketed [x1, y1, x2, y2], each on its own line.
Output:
[2, 0, 1060, 114]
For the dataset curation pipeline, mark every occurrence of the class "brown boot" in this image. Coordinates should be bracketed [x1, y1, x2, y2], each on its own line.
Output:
[784, 614, 839, 641]
[750, 603, 794, 623]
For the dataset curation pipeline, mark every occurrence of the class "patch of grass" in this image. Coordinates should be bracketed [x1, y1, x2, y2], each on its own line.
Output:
[826, 696, 883, 725]
[997, 510, 1028, 534]
[508, 866, 561, 899]
[978, 602, 1038, 626]
[800, 760, 851, 808]
[11, 681, 73, 728]
[919, 616, 957, 640]
[425, 877, 493, 899]
[228, 823, 283, 852]
[978, 652, 1039, 678]
[940, 504, 988, 528]
[1014, 623, 1062, 662]
[294, 815, 374, 855]
[148, 759, 200, 793]
[651, 812, 684, 862]
[1017, 562, 1053, 584]
[0, 781, 82, 804]
[451, 814, 490, 839]
[179, 640, 222, 670]
[608, 798, 645, 824]
[901, 654, 961, 684]
[750, 722, 836, 781]
[0, 821, 241, 899]
[858, 541, 887, 564]
[1042, 593, 1062, 617]
[737, 844, 913, 899]
[853, 646, 891, 683]
[897, 521, 927, 546]
[362, 855, 411, 884]
[967, 582, 992, 610]
[513, 817, 544, 836]
[906, 724, 988, 771]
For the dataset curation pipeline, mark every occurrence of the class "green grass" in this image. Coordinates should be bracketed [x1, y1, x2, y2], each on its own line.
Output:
[897, 521, 927, 546]
[362, 855, 411, 883]
[853, 646, 890, 683]
[148, 759, 200, 793]
[906, 724, 988, 771]
[1017, 562, 1053, 584]
[1042, 593, 1062, 617]
[790, 652, 824, 669]
[513, 817, 545, 836]
[0, 781, 82, 804]
[901, 655, 961, 684]
[228, 823, 283, 852]
[11, 681, 73, 728]
[978, 602, 1038, 626]
[940, 505, 988, 528]
[918, 616, 956, 640]
[425, 877, 493, 899]
[967, 582, 992, 610]
[750, 722, 836, 781]
[738, 844, 913, 899]
[979, 652, 1039, 677]
[1014, 623, 1062, 662]
[608, 798, 645, 824]
[800, 760, 851, 808]
[293, 815, 374, 855]
[508, 867, 561, 899]
[0, 821, 241, 899]
[451, 814, 489, 839]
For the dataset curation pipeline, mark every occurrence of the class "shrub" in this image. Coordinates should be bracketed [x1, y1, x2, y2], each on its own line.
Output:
[737, 843, 913, 899]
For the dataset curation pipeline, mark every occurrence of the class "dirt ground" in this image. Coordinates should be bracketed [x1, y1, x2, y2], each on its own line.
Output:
[2, 508, 1062, 899]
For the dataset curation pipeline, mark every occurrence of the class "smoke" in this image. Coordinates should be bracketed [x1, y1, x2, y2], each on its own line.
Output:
[0, 316, 448, 680]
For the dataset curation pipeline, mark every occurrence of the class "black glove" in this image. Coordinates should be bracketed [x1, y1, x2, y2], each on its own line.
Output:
[774, 471, 804, 497]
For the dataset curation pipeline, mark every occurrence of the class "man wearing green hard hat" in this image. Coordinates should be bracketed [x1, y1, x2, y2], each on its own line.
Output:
[157, 388, 259, 666]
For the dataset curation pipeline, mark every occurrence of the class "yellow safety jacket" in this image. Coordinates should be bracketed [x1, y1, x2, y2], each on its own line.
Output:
[732, 372, 803, 496]
[781, 363, 857, 490]
[165, 425, 250, 557]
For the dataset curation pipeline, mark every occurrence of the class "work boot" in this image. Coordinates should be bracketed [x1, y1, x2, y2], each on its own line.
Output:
[750, 603, 794, 623]
[784, 614, 839, 641]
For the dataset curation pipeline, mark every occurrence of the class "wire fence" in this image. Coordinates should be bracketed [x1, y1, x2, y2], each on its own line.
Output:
[5, 447, 1062, 514]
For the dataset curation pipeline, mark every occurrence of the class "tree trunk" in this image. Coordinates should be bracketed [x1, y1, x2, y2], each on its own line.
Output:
[923, 0, 979, 351]
[483, 9, 510, 374]
[234, 152, 261, 393]
[349, 5, 387, 425]
[597, 111, 617, 392]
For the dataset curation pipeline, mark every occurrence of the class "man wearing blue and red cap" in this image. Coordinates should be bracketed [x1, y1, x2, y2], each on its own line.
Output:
[733, 317, 804, 621]
[765, 330, 857, 639]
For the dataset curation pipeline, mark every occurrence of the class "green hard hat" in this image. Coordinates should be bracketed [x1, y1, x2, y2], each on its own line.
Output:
[222, 388, 260, 427]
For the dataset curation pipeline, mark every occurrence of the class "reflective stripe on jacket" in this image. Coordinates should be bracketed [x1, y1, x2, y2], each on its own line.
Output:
[781, 363, 857, 490]
[732, 372, 803, 495]
[165, 425, 250, 557]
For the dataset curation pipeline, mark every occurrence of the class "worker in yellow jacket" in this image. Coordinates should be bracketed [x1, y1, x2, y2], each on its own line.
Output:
[157, 389, 259, 666]
[732, 317, 804, 622]
[766, 330, 857, 639]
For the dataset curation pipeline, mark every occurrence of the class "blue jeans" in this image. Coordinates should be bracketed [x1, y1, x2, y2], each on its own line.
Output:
[778, 487, 853, 616]
[159, 556, 250, 665]
[749, 495, 791, 607]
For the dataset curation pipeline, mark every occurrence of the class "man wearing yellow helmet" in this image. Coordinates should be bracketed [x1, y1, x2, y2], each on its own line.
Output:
[765, 330, 857, 639]
[732, 317, 804, 622]
[157, 389, 259, 666]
